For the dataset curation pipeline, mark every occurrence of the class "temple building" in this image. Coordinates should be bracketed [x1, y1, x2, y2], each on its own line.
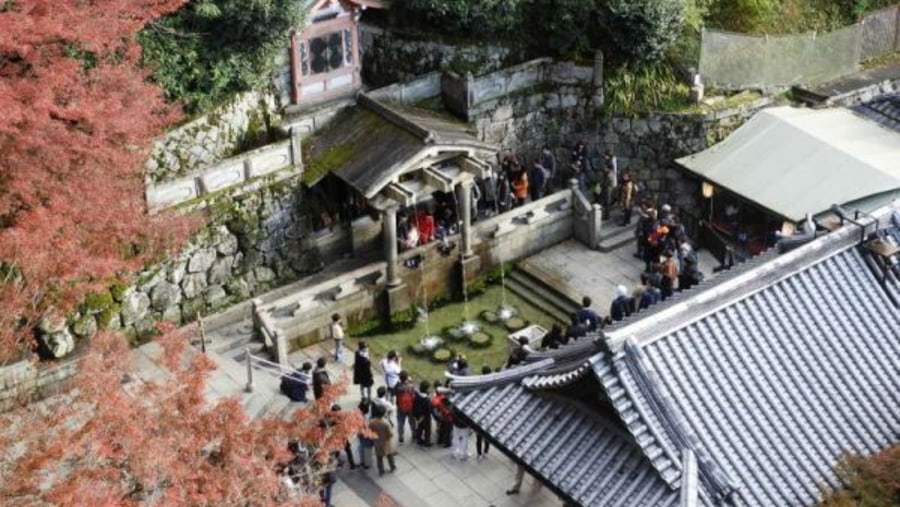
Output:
[451, 204, 900, 506]
[286, 0, 387, 108]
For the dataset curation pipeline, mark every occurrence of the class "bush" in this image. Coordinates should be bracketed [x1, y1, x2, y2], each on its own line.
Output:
[602, 61, 691, 116]
[468, 332, 492, 349]
[139, 0, 304, 113]
[505, 318, 527, 332]
[397, 0, 526, 37]
[603, 0, 686, 63]
[432, 348, 453, 363]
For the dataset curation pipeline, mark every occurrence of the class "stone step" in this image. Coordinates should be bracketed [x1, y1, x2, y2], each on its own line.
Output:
[597, 220, 637, 253]
[504, 276, 574, 325]
[509, 268, 581, 315]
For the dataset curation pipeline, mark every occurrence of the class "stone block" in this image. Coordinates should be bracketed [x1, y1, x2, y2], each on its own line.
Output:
[207, 257, 234, 285]
[150, 281, 182, 311]
[386, 283, 411, 316]
[71, 315, 98, 339]
[146, 178, 199, 209]
[246, 143, 292, 178]
[168, 261, 187, 285]
[253, 266, 277, 283]
[216, 229, 239, 256]
[121, 290, 151, 326]
[188, 248, 216, 273]
[200, 160, 245, 193]
[181, 272, 208, 299]
[205, 285, 229, 309]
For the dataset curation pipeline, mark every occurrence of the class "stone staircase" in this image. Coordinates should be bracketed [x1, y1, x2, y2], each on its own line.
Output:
[596, 219, 637, 252]
[505, 265, 581, 325]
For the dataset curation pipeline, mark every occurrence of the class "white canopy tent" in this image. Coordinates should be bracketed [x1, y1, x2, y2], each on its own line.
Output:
[677, 106, 900, 222]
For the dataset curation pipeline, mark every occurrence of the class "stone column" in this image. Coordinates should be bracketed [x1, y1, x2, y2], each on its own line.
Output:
[457, 180, 474, 258]
[382, 205, 400, 287]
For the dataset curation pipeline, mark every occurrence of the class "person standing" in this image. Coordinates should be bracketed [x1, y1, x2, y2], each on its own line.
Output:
[394, 371, 416, 443]
[432, 389, 453, 448]
[413, 381, 433, 447]
[451, 402, 471, 460]
[512, 170, 529, 207]
[380, 350, 402, 400]
[475, 366, 492, 461]
[660, 250, 679, 299]
[330, 313, 345, 362]
[369, 406, 397, 476]
[353, 341, 374, 400]
[356, 399, 374, 470]
[372, 386, 396, 425]
[541, 145, 557, 190]
[620, 173, 635, 226]
[528, 157, 547, 202]
[312, 357, 331, 401]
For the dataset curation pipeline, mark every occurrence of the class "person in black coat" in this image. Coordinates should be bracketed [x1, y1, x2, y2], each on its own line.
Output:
[280, 362, 312, 402]
[353, 341, 374, 400]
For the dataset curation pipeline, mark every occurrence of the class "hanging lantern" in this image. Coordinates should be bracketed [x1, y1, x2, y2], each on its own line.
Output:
[701, 182, 716, 198]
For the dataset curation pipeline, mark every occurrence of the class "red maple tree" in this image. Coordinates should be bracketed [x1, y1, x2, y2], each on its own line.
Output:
[0, 327, 366, 505]
[0, 0, 198, 362]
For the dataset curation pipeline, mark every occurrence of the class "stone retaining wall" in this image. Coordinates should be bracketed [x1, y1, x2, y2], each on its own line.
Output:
[359, 23, 526, 87]
[54, 178, 346, 351]
[147, 91, 281, 184]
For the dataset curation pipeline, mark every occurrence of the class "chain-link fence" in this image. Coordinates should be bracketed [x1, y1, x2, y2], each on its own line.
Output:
[700, 5, 900, 90]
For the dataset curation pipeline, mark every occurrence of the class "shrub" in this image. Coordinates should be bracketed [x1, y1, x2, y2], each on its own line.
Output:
[432, 348, 452, 363]
[397, 0, 526, 36]
[603, 0, 685, 63]
[139, 0, 304, 113]
[468, 332, 492, 349]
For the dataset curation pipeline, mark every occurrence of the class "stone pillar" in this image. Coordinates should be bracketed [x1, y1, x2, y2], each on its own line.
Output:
[592, 49, 604, 107]
[456, 180, 474, 258]
[382, 205, 400, 287]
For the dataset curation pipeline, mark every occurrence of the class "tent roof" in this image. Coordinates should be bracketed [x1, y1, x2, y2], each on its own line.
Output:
[676, 106, 900, 221]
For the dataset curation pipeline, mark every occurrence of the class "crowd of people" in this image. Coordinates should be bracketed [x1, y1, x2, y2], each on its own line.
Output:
[393, 141, 639, 259]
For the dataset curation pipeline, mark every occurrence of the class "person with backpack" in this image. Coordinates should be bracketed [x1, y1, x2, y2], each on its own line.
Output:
[412, 381, 433, 447]
[432, 387, 453, 448]
[353, 341, 374, 400]
[394, 371, 416, 443]
[280, 362, 312, 402]
[312, 357, 331, 401]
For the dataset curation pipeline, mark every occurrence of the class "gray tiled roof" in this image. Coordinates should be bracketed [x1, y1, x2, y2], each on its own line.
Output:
[453, 206, 900, 506]
[453, 383, 683, 507]
[852, 94, 900, 133]
[625, 244, 900, 505]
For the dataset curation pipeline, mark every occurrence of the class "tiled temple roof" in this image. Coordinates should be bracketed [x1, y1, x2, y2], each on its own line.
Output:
[452, 205, 900, 506]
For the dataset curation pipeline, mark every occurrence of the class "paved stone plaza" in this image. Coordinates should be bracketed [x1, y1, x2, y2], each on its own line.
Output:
[289, 342, 561, 507]
[519, 239, 719, 318]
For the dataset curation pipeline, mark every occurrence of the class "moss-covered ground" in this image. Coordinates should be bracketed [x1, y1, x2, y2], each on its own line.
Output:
[360, 284, 561, 383]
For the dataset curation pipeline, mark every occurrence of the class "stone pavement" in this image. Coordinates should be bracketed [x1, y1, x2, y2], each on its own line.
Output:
[288, 342, 562, 507]
[519, 239, 719, 319]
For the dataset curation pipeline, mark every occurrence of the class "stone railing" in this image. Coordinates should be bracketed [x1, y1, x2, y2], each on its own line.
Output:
[442, 58, 597, 119]
[1, 357, 82, 412]
[367, 71, 442, 104]
[145, 131, 303, 211]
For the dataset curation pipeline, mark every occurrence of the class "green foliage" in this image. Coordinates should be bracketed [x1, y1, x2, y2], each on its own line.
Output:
[398, 0, 526, 36]
[138, 0, 304, 113]
[704, 0, 896, 34]
[79, 291, 115, 315]
[468, 331, 492, 348]
[603, 61, 691, 116]
[521, 0, 601, 57]
[604, 0, 686, 63]
[431, 348, 452, 363]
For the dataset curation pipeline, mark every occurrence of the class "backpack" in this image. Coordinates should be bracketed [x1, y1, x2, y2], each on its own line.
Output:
[396, 385, 414, 413]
